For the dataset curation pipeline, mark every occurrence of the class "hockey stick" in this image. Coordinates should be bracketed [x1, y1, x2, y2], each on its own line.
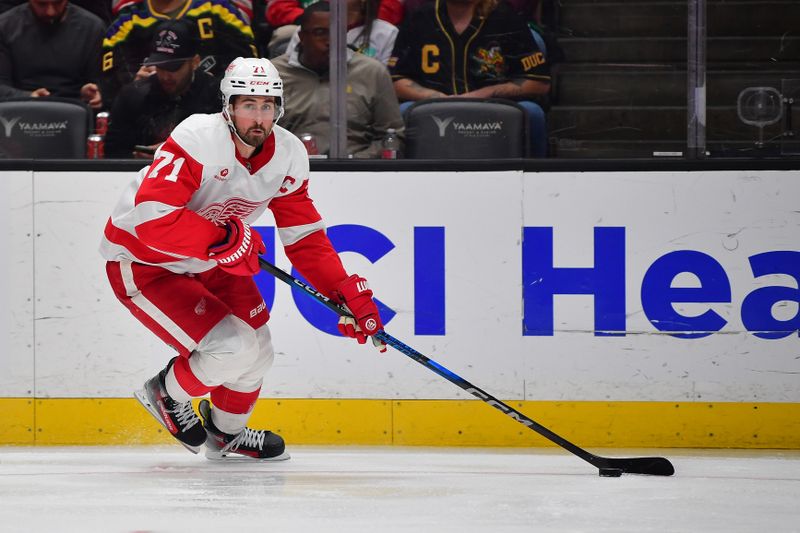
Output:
[259, 257, 674, 477]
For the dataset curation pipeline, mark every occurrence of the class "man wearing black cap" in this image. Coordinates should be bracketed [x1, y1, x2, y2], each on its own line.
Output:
[104, 19, 220, 158]
[100, 0, 256, 107]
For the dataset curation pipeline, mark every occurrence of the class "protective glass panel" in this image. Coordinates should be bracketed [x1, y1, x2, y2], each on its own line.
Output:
[545, 1, 689, 158]
[705, 1, 799, 157]
[37, 1, 795, 161]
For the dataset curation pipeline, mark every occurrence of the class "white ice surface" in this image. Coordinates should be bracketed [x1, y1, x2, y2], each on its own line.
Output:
[0, 446, 798, 533]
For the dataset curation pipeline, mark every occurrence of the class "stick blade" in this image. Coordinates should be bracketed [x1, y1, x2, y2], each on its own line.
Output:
[601, 456, 675, 476]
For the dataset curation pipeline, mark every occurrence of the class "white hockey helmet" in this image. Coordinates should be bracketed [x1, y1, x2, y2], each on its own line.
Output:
[220, 57, 284, 124]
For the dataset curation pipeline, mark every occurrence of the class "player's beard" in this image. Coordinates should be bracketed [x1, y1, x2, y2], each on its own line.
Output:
[238, 123, 272, 147]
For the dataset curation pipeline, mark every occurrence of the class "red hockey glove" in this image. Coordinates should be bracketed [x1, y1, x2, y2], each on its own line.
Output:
[208, 217, 266, 276]
[333, 274, 386, 353]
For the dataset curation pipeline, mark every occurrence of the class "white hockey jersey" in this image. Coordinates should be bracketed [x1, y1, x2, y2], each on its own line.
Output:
[100, 112, 347, 295]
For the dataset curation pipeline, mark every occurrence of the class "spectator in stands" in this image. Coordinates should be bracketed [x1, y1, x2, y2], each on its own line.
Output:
[104, 19, 220, 158]
[265, 0, 402, 57]
[101, 0, 257, 107]
[272, 1, 404, 158]
[0, 0, 111, 22]
[0, 0, 104, 109]
[110, 0, 251, 23]
[389, 0, 551, 157]
[402, 0, 559, 24]
[267, 0, 402, 27]
[281, 0, 397, 64]
[345, 0, 397, 64]
[108, 0, 253, 21]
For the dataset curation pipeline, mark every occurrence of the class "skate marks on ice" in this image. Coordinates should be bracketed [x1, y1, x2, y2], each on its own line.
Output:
[0, 446, 798, 533]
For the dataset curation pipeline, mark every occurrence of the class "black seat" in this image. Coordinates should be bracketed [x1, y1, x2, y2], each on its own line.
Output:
[403, 98, 528, 159]
[0, 97, 92, 159]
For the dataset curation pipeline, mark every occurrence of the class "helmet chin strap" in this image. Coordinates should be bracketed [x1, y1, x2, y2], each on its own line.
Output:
[232, 125, 256, 150]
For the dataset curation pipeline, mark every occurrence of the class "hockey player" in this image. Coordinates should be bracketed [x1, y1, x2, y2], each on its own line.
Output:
[100, 56, 386, 460]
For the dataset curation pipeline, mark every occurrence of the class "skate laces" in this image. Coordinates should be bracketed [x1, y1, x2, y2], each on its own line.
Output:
[224, 427, 266, 452]
[169, 400, 201, 431]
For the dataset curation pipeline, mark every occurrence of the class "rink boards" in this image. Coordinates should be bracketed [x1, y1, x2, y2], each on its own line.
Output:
[0, 168, 798, 447]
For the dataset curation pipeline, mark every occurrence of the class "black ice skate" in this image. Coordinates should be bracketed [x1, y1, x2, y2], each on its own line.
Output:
[198, 399, 290, 461]
[134, 358, 207, 454]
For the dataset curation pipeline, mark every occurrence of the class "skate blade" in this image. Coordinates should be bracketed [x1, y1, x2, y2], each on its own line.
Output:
[133, 389, 202, 455]
[204, 449, 291, 462]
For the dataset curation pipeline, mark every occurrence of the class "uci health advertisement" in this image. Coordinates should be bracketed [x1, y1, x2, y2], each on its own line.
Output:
[8, 169, 800, 404]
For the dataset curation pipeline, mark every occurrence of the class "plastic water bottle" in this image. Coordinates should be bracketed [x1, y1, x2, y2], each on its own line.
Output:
[381, 128, 400, 159]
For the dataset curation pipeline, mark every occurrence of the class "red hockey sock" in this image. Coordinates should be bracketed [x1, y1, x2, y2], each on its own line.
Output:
[171, 356, 215, 397]
[210, 385, 261, 415]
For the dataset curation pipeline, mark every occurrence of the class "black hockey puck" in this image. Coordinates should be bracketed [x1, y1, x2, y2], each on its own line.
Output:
[599, 468, 623, 477]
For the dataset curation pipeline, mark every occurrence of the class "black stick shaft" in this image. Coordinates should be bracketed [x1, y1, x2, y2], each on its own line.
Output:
[258, 257, 674, 476]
